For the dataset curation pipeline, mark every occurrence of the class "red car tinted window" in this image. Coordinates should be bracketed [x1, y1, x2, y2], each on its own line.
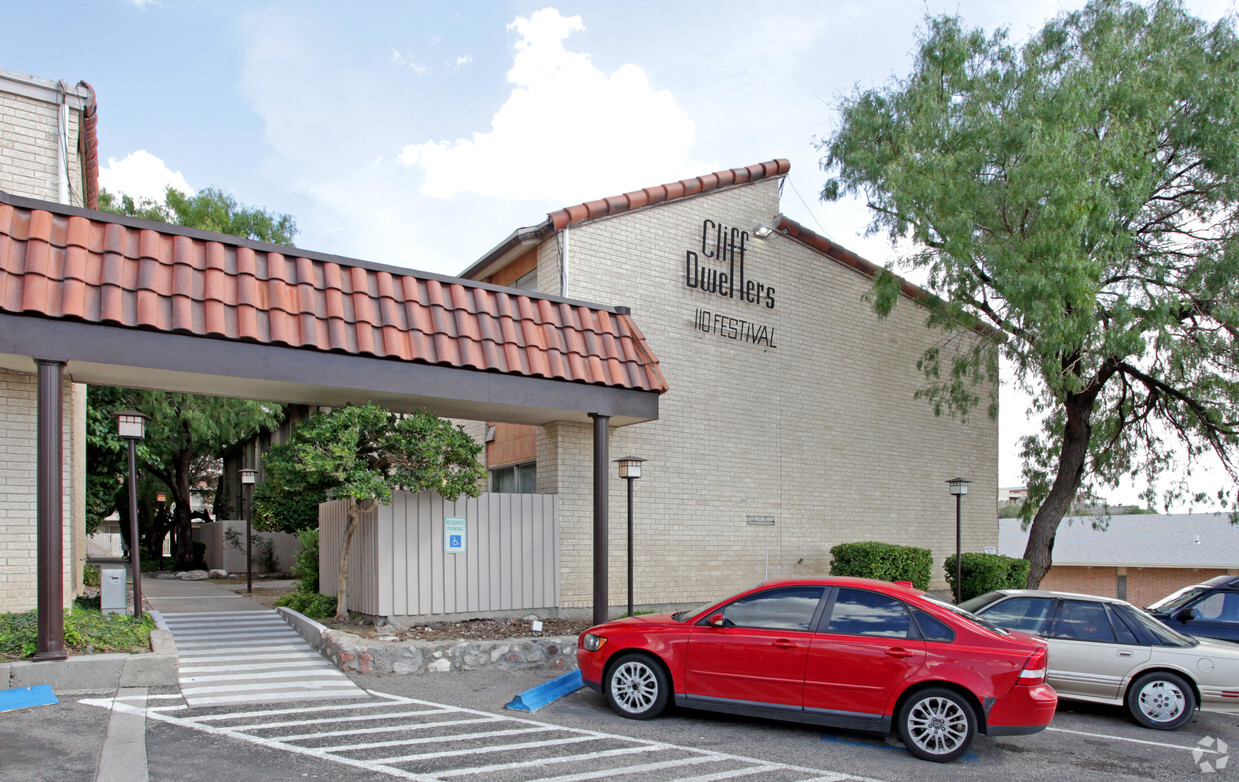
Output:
[825, 588, 912, 638]
[718, 587, 825, 631]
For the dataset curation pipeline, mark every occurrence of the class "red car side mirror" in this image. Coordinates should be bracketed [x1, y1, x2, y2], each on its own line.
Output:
[707, 613, 727, 627]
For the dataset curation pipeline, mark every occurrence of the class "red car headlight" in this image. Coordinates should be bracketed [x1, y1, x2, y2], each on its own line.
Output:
[582, 633, 607, 652]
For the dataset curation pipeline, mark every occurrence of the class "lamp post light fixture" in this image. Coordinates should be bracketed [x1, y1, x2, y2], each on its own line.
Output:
[947, 478, 970, 604]
[615, 456, 646, 618]
[114, 410, 150, 618]
[240, 468, 257, 594]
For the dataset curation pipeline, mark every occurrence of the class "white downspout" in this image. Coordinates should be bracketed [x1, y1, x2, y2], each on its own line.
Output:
[56, 81, 70, 205]
[559, 226, 570, 297]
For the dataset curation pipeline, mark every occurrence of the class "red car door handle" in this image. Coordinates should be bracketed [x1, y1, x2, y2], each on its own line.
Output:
[886, 647, 913, 658]
[771, 639, 799, 649]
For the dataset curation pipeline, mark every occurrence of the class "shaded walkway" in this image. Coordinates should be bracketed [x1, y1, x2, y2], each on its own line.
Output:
[145, 578, 367, 707]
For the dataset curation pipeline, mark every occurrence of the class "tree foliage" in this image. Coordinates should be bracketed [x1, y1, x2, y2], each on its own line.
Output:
[89, 185, 295, 566]
[98, 186, 296, 245]
[254, 404, 487, 620]
[820, 0, 1239, 586]
[88, 389, 281, 567]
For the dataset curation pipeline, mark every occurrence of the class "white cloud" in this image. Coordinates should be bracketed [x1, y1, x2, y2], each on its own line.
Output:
[391, 49, 430, 76]
[398, 8, 704, 203]
[453, 54, 473, 71]
[98, 150, 192, 202]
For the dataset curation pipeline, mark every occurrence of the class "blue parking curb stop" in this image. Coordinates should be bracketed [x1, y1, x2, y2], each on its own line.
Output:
[505, 669, 584, 712]
[0, 684, 58, 713]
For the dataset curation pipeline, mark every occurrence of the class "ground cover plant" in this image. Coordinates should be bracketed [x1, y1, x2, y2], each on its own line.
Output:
[0, 597, 154, 660]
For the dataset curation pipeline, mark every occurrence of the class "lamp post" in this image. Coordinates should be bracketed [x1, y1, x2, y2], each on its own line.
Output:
[615, 456, 646, 618]
[240, 468, 257, 593]
[114, 411, 150, 618]
[947, 478, 970, 603]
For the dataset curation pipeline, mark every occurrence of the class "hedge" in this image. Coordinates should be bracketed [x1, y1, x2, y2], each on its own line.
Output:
[829, 542, 932, 590]
[943, 552, 1030, 602]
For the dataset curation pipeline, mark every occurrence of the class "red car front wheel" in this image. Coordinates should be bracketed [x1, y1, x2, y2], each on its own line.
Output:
[605, 653, 669, 720]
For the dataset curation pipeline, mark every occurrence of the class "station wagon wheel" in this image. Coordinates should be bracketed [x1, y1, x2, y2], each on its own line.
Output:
[605, 653, 669, 720]
[1126, 671, 1196, 730]
[897, 688, 977, 762]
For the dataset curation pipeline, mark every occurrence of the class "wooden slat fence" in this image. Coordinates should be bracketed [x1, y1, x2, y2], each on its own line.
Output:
[319, 491, 559, 617]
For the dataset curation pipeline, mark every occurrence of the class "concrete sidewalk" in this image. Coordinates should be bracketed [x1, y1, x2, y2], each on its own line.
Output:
[1, 575, 291, 782]
[142, 575, 278, 614]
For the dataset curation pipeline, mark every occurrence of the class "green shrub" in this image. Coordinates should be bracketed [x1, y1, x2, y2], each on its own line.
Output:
[275, 591, 336, 620]
[829, 542, 933, 590]
[0, 598, 154, 660]
[292, 528, 320, 594]
[83, 565, 101, 587]
[943, 553, 1030, 602]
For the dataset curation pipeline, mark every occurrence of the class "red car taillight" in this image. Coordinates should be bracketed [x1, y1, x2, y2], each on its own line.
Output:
[1018, 648, 1047, 683]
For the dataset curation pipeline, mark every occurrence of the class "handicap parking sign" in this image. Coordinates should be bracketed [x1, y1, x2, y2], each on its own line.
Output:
[444, 517, 467, 553]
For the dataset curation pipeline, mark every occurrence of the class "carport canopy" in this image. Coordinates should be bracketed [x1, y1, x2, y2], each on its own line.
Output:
[0, 190, 668, 657]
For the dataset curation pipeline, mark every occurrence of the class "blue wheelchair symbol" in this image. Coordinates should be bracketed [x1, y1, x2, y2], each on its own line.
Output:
[449, 535, 462, 548]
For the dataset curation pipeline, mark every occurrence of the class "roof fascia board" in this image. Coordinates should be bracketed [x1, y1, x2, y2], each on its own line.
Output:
[459, 222, 554, 281]
[0, 313, 659, 424]
[0, 189, 625, 315]
[0, 67, 92, 110]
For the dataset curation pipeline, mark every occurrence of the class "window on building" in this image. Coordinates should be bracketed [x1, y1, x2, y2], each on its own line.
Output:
[491, 462, 536, 493]
[514, 269, 538, 292]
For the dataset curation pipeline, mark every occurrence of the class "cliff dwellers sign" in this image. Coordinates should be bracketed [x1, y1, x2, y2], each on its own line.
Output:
[685, 219, 777, 348]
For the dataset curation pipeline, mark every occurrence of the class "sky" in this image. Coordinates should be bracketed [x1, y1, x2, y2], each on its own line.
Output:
[3, 0, 1236, 510]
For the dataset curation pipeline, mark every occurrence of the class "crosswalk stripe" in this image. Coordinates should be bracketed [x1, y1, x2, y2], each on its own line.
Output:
[161, 608, 366, 706]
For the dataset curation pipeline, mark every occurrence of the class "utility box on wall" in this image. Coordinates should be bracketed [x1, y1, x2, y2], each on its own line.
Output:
[99, 563, 126, 615]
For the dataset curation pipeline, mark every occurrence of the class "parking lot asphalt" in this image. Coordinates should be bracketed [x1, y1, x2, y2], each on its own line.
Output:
[6, 667, 1238, 781]
[351, 669, 1239, 782]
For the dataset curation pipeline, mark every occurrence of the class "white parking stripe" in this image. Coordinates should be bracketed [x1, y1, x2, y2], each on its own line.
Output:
[1046, 726, 1222, 754]
[317, 718, 507, 750]
[185, 697, 411, 721]
[228, 707, 457, 732]
[435, 744, 657, 778]
[529, 756, 723, 782]
[281, 718, 523, 743]
[328, 733, 599, 760]
[81, 690, 885, 782]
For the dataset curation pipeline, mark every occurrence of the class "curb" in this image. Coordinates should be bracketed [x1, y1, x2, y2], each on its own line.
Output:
[504, 669, 585, 711]
[3, 629, 177, 692]
[277, 607, 578, 675]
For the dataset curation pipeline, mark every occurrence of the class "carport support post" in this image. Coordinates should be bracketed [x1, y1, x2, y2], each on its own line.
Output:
[591, 413, 610, 626]
[34, 359, 66, 661]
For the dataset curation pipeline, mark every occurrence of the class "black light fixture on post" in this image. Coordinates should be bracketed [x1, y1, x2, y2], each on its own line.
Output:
[240, 468, 257, 593]
[947, 478, 971, 603]
[114, 410, 150, 618]
[615, 456, 646, 618]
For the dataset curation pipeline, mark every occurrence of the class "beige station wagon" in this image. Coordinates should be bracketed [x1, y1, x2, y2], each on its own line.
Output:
[961, 589, 1239, 730]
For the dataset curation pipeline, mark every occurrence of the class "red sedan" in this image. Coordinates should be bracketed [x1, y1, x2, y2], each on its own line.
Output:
[578, 577, 1056, 762]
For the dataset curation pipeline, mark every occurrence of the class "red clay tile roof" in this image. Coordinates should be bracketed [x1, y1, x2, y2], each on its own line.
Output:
[0, 194, 668, 394]
[775, 216, 938, 306]
[548, 160, 790, 230]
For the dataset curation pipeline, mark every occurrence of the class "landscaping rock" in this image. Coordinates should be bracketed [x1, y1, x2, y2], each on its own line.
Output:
[178, 570, 209, 581]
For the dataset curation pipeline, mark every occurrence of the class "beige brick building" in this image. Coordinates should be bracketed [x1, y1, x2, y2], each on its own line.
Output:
[463, 161, 998, 608]
[0, 67, 96, 611]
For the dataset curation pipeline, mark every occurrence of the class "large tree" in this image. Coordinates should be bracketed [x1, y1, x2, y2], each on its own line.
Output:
[255, 404, 487, 620]
[88, 186, 295, 566]
[820, 0, 1239, 586]
[88, 388, 282, 567]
